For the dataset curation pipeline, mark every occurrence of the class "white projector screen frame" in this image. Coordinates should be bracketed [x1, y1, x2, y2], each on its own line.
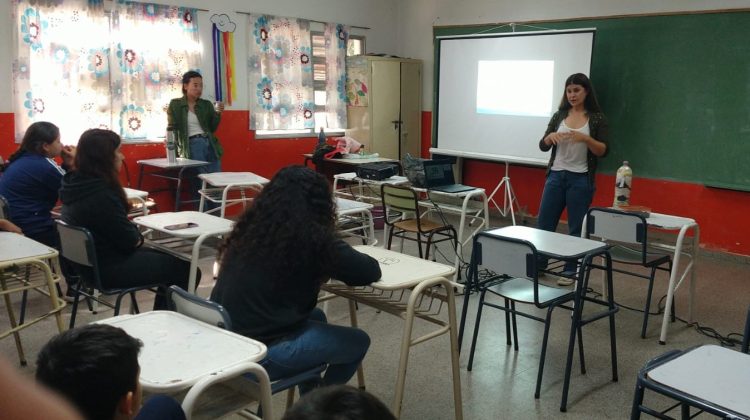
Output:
[434, 29, 596, 166]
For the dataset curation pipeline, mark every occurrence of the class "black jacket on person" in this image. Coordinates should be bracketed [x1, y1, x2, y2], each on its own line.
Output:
[211, 239, 382, 344]
[59, 172, 141, 264]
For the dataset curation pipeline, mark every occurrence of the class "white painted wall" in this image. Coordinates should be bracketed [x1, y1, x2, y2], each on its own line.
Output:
[397, 0, 750, 110]
[0, 0, 399, 112]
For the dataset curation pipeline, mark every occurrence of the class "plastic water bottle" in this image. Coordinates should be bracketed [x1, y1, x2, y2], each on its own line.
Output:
[318, 127, 326, 145]
[165, 125, 177, 164]
[614, 161, 632, 207]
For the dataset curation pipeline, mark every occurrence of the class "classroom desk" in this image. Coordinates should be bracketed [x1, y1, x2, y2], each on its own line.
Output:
[335, 197, 376, 245]
[198, 172, 269, 218]
[416, 187, 490, 279]
[334, 172, 489, 279]
[459, 225, 617, 412]
[644, 212, 699, 345]
[0, 232, 66, 365]
[137, 158, 210, 211]
[638, 344, 750, 418]
[97, 311, 271, 417]
[133, 211, 234, 293]
[320, 246, 462, 419]
[583, 211, 699, 344]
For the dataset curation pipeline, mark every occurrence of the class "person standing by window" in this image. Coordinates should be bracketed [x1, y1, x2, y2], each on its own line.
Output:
[167, 71, 224, 205]
[537, 73, 608, 285]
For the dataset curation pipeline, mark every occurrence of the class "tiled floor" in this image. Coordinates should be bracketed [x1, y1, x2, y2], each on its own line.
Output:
[2, 213, 748, 419]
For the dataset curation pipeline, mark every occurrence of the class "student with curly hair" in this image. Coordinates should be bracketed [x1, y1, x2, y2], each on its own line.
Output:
[211, 165, 381, 391]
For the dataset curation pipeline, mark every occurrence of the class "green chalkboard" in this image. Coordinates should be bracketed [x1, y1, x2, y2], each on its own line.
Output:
[434, 10, 750, 191]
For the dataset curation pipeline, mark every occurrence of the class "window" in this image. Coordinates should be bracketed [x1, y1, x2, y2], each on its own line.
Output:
[12, 1, 200, 144]
[255, 34, 365, 138]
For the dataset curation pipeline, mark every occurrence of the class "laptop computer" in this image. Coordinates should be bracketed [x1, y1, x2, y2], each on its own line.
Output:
[422, 160, 476, 193]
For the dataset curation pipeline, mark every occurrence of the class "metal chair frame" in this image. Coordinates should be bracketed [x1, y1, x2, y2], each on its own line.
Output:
[381, 184, 457, 260]
[630, 305, 750, 419]
[168, 286, 326, 413]
[56, 220, 161, 328]
[586, 207, 673, 338]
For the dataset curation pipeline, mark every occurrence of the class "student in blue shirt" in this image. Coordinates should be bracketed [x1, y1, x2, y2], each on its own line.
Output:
[0, 121, 75, 248]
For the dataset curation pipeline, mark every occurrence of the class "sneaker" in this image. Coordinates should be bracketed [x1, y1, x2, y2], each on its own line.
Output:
[556, 276, 575, 286]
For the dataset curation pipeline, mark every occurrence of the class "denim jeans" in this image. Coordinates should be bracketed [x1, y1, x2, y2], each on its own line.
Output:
[188, 135, 221, 208]
[260, 308, 370, 393]
[537, 170, 594, 273]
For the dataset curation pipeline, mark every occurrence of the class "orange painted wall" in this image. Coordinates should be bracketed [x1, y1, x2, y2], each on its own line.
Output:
[420, 111, 750, 256]
[0, 111, 316, 211]
[4, 110, 749, 256]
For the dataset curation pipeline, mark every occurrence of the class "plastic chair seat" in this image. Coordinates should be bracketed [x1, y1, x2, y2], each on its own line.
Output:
[609, 244, 671, 268]
[393, 218, 449, 233]
[486, 277, 573, 307]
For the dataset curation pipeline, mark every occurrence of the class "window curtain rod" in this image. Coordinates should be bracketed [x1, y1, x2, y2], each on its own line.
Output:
[234, 10, 370, 30]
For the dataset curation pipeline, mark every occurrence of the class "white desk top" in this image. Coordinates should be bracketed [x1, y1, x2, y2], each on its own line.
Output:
[336, 197, 374, 214]
[484, 225, 608, 260]
[0, 232, 58, 263]
[334, 172, 409, 186]
[648, 345, 750, 416]
[646, 212, 697, 230]
[97, 311, 267, 392]
[348, 246, 455, 290]
[124, 187, 149, 199]
[137, 158, 209, 168]
[198, 172, 270, 187]
[133, 211, 234, 238]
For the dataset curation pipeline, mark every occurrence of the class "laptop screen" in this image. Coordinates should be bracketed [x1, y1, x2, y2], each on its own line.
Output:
[423, 160, 455, 187]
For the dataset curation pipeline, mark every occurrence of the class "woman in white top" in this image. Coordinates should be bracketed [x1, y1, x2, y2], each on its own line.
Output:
[537, 73, 608, 283]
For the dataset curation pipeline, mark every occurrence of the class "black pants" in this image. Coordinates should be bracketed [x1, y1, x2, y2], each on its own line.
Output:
[100, 248, 199, 310]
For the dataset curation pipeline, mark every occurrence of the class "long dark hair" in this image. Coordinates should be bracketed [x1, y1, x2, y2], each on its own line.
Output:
[7, 121, 60, 163]
[220, 165, 337, 284]
[558, 73, 602, 113]
[74, 129, 128, 209]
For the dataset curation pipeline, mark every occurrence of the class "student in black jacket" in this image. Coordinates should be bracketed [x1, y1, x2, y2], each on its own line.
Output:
[211, 165, 381, 392]
[60, 129, 194, 309]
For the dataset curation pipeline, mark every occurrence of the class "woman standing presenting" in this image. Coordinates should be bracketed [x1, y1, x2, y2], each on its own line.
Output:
[538, 73, 608, 285]
[167, 70, 224, 173]
[212, 166, 381, 392]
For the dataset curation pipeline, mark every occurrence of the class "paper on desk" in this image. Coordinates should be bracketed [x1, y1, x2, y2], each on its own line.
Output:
[342, 153, 380, 159]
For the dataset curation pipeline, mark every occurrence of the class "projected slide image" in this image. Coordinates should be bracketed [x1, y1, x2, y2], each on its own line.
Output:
[476, 60, 554, 117]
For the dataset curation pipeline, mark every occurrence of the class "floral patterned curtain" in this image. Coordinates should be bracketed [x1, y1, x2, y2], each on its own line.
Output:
[324, 23, 349, 129]
[111, 1, 201, 139]
[12, 0, 111, 143]
[247, 14, 314, 130]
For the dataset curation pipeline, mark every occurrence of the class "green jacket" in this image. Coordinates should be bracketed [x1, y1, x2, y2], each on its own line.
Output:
[538, 109, 609, 186]
[167, 96, 223, 159]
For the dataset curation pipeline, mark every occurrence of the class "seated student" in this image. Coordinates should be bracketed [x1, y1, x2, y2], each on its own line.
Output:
[211, 166, 382, 391]
[0, 121, 74, 246]
[282, 385, 396, 420]
[59, 129, 196, 309]
[0, 121, 76, 292]
[36, 324, 184, 420]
